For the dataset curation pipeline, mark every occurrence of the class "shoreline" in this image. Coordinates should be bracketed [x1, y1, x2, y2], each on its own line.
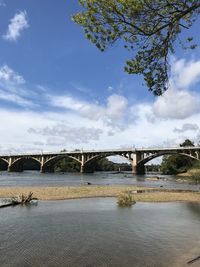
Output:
[0, 185, 200, 202]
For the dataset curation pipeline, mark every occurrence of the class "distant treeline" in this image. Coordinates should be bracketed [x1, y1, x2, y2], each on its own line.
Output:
[0, 157, 132, 172]
[54, 157, 132, 172]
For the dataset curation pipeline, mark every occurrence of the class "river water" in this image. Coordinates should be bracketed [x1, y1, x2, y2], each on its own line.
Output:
[0, 172, 200, 267]
[0, 198, 200, 267]
[0, 170, 199, 191]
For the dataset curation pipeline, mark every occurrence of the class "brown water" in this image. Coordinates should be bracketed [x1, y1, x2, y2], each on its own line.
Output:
[0, 199, 200, 267]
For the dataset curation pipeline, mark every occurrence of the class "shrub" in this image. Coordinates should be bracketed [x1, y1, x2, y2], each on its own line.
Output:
[117, 192, 136, 207]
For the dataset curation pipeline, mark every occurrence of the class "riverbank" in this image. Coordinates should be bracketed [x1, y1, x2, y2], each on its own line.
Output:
[177, 168, 200, 177]
[0, 185, 200, 202]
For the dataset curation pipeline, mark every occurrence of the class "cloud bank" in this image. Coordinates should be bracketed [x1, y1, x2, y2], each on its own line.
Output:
[0, 57, 200, 153]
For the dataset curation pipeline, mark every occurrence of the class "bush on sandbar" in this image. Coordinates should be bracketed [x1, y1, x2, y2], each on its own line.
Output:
[117, 192, 136, 207]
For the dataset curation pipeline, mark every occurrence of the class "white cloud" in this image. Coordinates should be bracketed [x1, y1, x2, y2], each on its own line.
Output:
[152, 58, 200, 120]
[153, 88, 200, 119]
[172, 58, 200, 89]
[50, 93, 128, 128]
[174, 123, 199, 133]
[0, 65, 25, 84]
[108, 86, 113, 91]
[28, 124, 103, 144]
[1, 101, 200, 154]
[50, 95, 85, 111]
[0, 64, 37, 107]
[3, 11, 29, 41]
[0, 109, 108, 153]
[106, 94, 128, 120]
[0, 89, 36, 107]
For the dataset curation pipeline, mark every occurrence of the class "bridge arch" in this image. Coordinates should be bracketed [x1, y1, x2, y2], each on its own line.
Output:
[85, 152, 133, 165]
[81, 152, 133, 173]
[85, 154, 132, 165]
[42, 155, 81, 173]
[138, 151, 199, 166]
[9, 156, 41, 172]
[135, 151, 199, 174]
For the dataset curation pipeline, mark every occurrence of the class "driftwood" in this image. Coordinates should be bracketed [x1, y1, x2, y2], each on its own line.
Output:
[0, 192, 38, 208]
[187, 255, 200, 265]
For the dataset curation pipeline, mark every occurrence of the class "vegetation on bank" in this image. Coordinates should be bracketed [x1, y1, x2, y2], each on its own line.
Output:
[159, 139, 200, 183]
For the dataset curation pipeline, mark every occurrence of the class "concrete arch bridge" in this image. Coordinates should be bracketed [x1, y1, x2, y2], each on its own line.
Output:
[0, 147, 199, 174]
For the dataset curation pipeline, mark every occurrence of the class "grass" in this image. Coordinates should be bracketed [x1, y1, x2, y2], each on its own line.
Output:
[0, 185, 199, 202]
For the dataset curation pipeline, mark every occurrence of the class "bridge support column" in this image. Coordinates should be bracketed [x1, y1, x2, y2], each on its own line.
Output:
[7, 157, 23, 172]
[132, 152, 146, 175]
[80, 154, 85, 173]
[80, 164, 84, 173]
[80, 164, 94, 173]
[40, 156, 55, 173]
[132, 164, 145, 175]
[8, 164, 23, 172]
[40, 165, 55, 173]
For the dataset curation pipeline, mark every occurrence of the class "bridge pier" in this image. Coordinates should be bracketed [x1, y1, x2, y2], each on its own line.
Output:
[40, 165, 55, 173]
[8, 164, 23, 172]
[132, 152, 145, 175]
[80, 164, 94, 173]
[132, 164, 145, 175]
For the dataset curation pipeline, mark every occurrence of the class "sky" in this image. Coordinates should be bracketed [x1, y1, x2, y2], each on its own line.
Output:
[0, 0, 200, 154]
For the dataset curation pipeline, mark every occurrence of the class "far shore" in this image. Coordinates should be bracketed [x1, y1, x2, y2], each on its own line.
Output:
[0, 185, 200, 202]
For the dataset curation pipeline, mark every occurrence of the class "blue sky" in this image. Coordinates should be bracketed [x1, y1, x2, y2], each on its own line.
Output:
[0, 1, 200, 153]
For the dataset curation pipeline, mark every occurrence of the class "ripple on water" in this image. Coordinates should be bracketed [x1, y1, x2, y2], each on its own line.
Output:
[0, 198, 199, 267]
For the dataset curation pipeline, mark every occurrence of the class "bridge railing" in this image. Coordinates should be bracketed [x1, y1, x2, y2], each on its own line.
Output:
[0, 146, 200, 157]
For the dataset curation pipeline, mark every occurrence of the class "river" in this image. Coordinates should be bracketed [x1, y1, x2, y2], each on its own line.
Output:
[0, 198, 200, 267]
[0, 170, 199, 191]
[0, 171, 200, 267]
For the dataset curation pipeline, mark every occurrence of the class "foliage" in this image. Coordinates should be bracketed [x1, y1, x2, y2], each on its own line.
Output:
[54, 157, 80, 172]
[160, 139, 194, 175]
[146, 164, 160, 172]
[160, 155, 192, 175]
[54, 157, 131, 172]
[72, 0, 200, 95]
[93, 158, 131, 171]
[117, 192, 136, 207]
[180, 139, 194, 147]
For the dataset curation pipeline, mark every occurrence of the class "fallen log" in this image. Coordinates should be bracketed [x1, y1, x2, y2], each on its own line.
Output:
[0, 192, 38, 208]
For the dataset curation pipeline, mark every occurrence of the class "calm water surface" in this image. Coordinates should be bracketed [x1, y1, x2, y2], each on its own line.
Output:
[0, 199, 200, 267]
[0, 171, 199, 190]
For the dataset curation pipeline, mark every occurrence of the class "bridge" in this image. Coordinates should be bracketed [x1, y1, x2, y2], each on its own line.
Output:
[0, 146, 200, 174]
